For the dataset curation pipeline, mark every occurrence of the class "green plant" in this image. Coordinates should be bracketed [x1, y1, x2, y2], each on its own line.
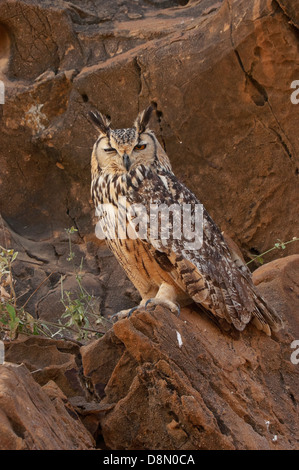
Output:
[0, 228, 107, 341]
[0, 247, 19, 339]
[3, 225, 296, 341]
[0, 246, 41, 339]
[0, 247, 17, 305]
[58, 227, 105, 340]
[65, 226, 77, 261]
[246, 237, 299, 266]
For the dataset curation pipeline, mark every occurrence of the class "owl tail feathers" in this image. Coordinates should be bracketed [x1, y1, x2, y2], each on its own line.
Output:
[251, 290, 283, 336]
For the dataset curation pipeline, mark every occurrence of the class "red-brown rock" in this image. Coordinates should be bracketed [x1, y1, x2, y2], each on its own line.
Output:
[81, 302, 299, 450]
[2, 256, 298, 450]
[4, 336, 85, 397]
[0, 0, 298, 452]
[0, 363, 95, 450]
[253, 254, 299, 338]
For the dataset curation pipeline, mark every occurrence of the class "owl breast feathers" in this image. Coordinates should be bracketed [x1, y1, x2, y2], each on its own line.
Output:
[89, 105, 283, 335]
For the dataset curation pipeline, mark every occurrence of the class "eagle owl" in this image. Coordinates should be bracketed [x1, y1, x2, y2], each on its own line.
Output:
[89, 106, 282, 335]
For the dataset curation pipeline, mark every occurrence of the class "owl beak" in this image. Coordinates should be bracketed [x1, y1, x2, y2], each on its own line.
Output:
[123, 153, 131, 171]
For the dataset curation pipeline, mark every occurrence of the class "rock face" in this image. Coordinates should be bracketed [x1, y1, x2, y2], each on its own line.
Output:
[0, 0, 298, 451]
[81, 305, 299, 450]
[0, 362, 94, 450]
[1, 255, 299, 450]
[0, 0, 298, 321]
[4, 336, 86, 397]
[253, 255, 299, 338]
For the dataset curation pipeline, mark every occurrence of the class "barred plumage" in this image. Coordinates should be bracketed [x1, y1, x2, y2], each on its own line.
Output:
[89, 106, 283, 335]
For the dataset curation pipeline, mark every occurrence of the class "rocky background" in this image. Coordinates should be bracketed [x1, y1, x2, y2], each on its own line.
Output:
[0, 0, 298, 450]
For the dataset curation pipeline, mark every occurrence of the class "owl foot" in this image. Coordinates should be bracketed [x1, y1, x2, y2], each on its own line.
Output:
[109, 308, 132, 322]
[145, 298, 181, 316]
[127, 306, 139, 317]
[109, 305, 141, 322]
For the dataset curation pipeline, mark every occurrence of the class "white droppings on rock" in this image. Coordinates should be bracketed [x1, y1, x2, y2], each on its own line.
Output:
[176, 330, 183, 348]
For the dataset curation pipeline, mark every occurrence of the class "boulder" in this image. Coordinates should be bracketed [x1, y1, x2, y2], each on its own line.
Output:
[0, 0, 298, 451]
[253, 254, 299, 338]
[2, 256, 299, 450]
[4, 336, 86, 397]
[0, 362, 95, 450]
[80, 301, 299, 450]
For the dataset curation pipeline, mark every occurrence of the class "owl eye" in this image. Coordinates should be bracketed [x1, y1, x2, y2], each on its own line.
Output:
[104, 147, 116, 153]
[134, 144, 146, 151]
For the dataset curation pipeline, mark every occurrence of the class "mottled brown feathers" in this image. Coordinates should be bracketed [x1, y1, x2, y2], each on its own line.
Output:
[134, 105, 154, 134]
[89, 110, 111, 135]
[90, 107, 283, 335]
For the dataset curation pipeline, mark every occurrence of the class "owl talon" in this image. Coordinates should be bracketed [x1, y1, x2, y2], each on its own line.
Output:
[109, 312, 122, 323]
[145, 298, 180, 316]
[127, 306, 139, 317]
[109, 308, 131, 322]
[109, 305, 142, 322]
[145, 299, 153, 309]
[110, 312, 119, 320]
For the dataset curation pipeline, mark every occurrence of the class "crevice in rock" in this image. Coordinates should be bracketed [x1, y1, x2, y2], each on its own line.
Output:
[228, 0, 295, 167]
[7, 415, 27, 441]
[274, 0, 299, 32]
[268, 126, 293, 160]
[81, 93, 89, 103]
[133, 56, 143, 112]
[232, 42, 268, 107]
[34, 273, 65, 318]
[228, 0, 267, 106]
[67, 4, 113, 26]
[152, 101, 167, 152]
[66, 206, 83, 240]
[24, 248, 49, 265]
[265, 98, 295, 164]
[144, 0, 190, 8]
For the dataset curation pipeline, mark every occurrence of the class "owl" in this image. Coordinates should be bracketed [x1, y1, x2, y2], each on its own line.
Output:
[89, 106, 282, 335]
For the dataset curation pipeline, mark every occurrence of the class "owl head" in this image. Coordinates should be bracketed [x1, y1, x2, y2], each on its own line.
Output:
[89, 106, 171, 175]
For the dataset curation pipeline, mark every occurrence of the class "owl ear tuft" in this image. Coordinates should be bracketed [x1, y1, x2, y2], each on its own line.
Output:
[134, 105, 154, 134]
[89, 110, 111, 135]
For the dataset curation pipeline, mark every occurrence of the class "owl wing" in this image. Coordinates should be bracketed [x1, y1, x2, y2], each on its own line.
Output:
[131, 168, 282, 334]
